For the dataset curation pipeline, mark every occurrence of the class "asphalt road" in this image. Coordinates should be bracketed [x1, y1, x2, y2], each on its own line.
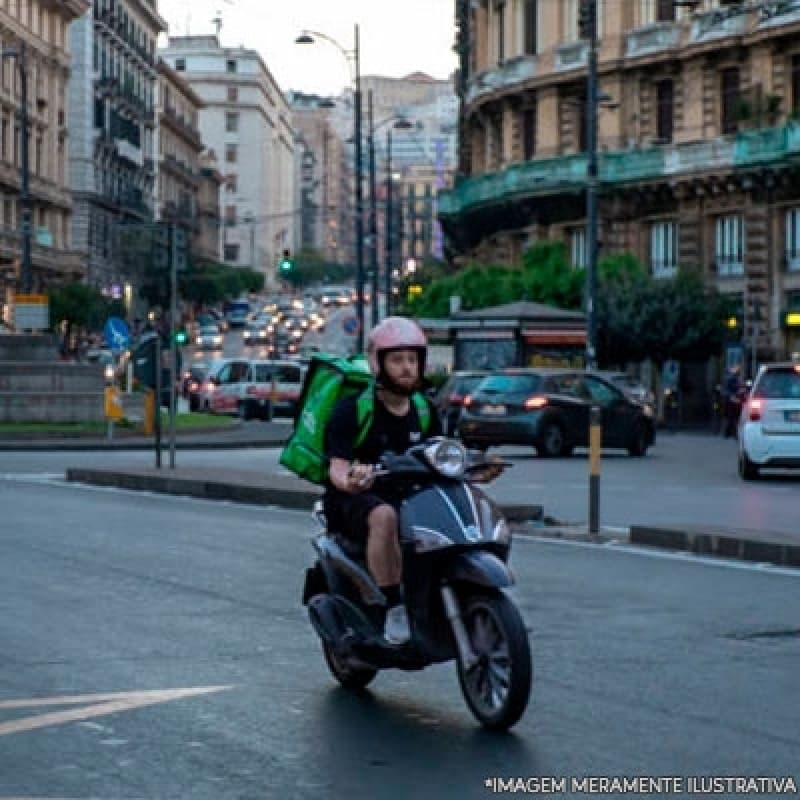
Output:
[2, 430, 798, 535]
[2, 476, 799, 798]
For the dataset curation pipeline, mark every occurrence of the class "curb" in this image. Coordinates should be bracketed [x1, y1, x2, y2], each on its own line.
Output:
[64, 468, 544, 523]
[630, 525, 800, 568]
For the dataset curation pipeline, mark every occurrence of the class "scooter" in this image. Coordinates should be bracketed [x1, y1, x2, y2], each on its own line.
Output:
[302, 438, 532, 731]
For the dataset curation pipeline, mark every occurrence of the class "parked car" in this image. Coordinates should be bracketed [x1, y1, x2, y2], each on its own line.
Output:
[207, 359, 307, 419]
[599, 371, 655, 408]
[738, 361, 800, 480]
[458, 368, 656, 457]
[432, 370, 489, 436]
[194, 324, 223, 351]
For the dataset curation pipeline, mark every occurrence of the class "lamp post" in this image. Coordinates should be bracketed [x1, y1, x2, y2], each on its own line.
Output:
[296, 25, 364, 351]
[584, 0, 599, 372]
[1, 43, 32, 294]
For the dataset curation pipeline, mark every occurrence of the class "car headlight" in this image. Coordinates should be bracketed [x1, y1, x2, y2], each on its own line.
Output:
[423, 438, 467, 478]
[214, 336, 222, 344]
[195, 337, 202, 345]
[104, 364, 114, 380]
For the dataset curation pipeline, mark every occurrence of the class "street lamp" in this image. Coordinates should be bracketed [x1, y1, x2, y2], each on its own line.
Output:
[296, 25, 365, 351]
[366, 98, 413, 324]
[1, 43, 32, 295]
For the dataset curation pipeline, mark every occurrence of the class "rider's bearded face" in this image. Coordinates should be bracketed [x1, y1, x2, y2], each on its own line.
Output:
[383, 349, 419, 393]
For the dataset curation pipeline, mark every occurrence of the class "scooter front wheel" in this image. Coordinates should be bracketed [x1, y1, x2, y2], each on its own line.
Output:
[322, 642, 377, 690]
[456, 591, 532, 730]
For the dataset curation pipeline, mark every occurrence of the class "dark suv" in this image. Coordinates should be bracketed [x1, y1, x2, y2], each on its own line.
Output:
[458, 368, 656, 457]
[432, 370, 489, 436]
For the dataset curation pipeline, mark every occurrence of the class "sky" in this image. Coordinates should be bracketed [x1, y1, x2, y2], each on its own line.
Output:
[157, 0, 459, 96]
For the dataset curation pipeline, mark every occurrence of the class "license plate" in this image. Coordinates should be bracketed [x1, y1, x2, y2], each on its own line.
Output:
[482, 404, 506, 415]
[786, 410, 800, 423]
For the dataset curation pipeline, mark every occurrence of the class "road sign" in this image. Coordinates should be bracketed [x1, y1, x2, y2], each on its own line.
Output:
[342, 316, 360, 336]
[13, 294, 49, 330]
[104, 316, 131, 352]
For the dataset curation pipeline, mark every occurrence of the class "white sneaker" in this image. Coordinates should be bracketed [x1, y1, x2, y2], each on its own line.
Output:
[383, 604, 411, 645]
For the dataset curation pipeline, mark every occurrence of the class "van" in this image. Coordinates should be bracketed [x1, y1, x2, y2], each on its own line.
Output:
[208, 359, 306, 419]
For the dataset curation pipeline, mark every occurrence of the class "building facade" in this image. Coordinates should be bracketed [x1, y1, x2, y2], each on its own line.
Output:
[159, 35, 295, 284]
[156, 59, 204, 254]
[68, 0, 166, 304]
[0, 0, 89, 322]
[196, 149, 222, 263]
[441, 0, 800, 360]
[289, 93, 349, 265]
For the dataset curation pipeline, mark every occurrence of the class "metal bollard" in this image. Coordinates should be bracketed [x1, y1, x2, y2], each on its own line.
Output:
[589, 405, 601, 536]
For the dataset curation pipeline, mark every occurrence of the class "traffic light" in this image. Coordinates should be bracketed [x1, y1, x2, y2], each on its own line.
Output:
[578, 0, 596, 40]
[174, 329, 188, 346]
[279, 249, 293, 274]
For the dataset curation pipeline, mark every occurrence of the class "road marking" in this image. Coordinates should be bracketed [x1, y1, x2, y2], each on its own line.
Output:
[0, 686, 232, 737]
[518, 535, 800, 578]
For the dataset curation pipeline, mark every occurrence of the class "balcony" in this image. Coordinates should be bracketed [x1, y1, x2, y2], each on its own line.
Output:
[625, 22, 682, 58]
[690, 4, 752, 42]
[438, 123, 800, 219]
[465, 56, 537, 106]
[555, 41, 588, 71]
[758, 0, 800, 29]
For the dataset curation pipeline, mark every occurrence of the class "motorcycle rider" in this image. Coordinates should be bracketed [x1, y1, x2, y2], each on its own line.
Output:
[324, 317, 441, 645]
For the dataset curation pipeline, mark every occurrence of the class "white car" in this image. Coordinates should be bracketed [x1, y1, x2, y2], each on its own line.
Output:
[195, 324, 223, 351]
[738, 361, 800, 480]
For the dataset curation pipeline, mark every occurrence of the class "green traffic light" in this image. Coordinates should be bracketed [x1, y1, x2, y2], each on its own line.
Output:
[279, 259, 293, 273]
[174, 329, 188, 345]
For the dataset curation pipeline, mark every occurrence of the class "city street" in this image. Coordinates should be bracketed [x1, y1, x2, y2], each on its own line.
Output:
[2, 430, 798, 535]
[1, 476, 798, 797]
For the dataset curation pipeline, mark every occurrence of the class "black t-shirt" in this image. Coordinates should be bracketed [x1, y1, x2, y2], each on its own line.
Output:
[324, 390, 441, 494]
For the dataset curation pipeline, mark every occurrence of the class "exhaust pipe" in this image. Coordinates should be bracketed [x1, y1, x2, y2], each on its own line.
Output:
[441, 586, 478, 671]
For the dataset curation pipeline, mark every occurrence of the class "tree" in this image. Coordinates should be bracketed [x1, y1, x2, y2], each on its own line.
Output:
[595, 270, 736, 368]
[278, 248, 353, 289]
[49, 283, 124, 353]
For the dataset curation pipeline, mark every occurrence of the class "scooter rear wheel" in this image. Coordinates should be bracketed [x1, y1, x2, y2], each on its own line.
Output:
[456, 591, 532, 730]
[322, 642, 377, 690]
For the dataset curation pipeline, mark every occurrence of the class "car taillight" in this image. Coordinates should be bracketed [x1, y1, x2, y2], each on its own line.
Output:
[463, 394, 473, 408]
[449, 392, 464, 405]
[748, 398, 762, 422]
[524, 396, 547, 410]
[188, 381, 199, 391]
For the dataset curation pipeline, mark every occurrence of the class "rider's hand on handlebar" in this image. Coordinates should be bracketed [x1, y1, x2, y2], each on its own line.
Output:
[347, 462, 375, 493]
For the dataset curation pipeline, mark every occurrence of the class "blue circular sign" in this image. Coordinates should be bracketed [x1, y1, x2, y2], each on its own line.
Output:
[104, 316, 131, 352]
[342, 316, 360, 336]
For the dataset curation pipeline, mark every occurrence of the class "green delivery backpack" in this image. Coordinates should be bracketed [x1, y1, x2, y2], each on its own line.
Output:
[279, 353, 430, 484]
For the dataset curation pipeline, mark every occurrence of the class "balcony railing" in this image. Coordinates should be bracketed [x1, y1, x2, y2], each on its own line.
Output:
[691, 4, 752, 42]
[465, 56, 537, 105]
[438, 123, 800, 218]
[625, 22, 682, 58]
[555, 41, 588, 71]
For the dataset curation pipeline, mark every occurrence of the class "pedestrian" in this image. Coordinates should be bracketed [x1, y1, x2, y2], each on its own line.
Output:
[723, 365, 742, 438]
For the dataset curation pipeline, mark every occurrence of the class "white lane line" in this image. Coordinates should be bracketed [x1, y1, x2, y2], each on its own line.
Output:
[0, 686, 232, 737]
[516, 534, 800, 578]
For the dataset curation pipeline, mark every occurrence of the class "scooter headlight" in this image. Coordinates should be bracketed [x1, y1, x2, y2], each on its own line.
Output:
[423, 438, 467, 479]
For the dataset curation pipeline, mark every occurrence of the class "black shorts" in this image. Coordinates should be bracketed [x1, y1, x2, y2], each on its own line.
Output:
[323, 491, 396, 543]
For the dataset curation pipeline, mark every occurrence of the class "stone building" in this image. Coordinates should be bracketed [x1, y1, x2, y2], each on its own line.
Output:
[0, 0, 89, 321]
[440, 0, 800, 361]
[289, 93, 349, 265]
[195, 149, 222, 263]
[68, 0, 166, 304]
[156, 59, 204, 253]
[159, 35, 295, 285]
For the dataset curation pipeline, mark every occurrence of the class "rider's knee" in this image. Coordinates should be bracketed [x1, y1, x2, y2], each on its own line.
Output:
[367, 504, 398, 537]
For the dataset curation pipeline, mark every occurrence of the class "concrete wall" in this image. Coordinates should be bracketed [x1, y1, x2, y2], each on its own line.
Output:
[0, 335, 105, 422]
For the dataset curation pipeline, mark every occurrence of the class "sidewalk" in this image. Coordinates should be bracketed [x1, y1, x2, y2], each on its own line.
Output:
[0, 419, 290, 451]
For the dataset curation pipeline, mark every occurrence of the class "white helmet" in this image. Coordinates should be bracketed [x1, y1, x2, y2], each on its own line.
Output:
[366, 316, 427, 395]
